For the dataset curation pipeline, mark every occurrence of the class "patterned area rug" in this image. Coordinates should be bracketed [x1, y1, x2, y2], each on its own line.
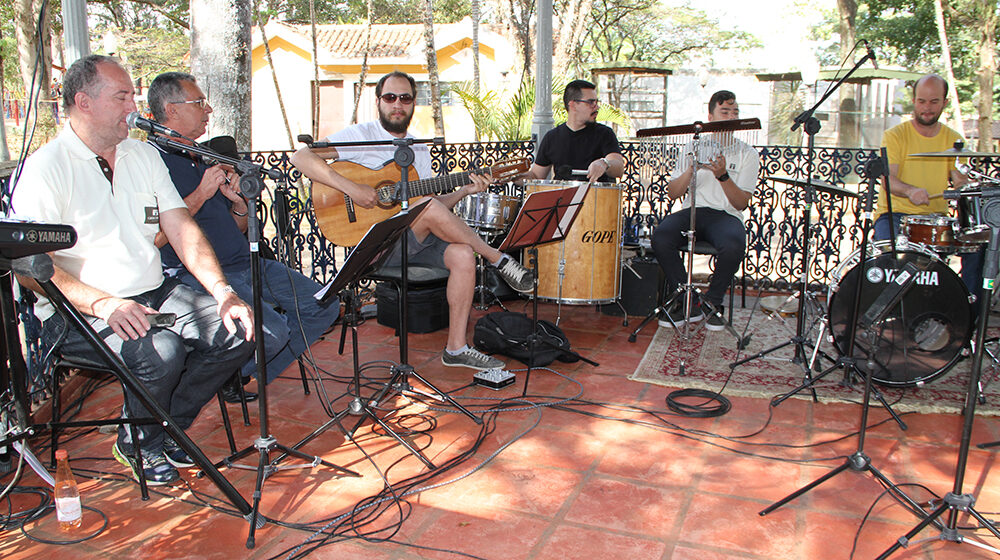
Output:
[629, 300, 1000, 416]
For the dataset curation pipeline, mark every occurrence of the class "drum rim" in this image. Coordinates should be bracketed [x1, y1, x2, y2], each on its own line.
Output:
[901, 213, 956, 225]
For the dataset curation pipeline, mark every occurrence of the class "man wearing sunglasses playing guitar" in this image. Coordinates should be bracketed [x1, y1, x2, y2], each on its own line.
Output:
[291, 71, 534, 371]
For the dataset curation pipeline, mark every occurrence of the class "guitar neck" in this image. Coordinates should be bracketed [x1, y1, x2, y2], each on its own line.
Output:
[400, 167, 485, 199]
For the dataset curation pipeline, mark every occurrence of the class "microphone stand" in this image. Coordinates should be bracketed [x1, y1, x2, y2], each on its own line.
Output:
[152, 137, 360, 548]
[301, 135, 482, 469]
[363, 138, 482, 470]
[729, 46, 876, 393]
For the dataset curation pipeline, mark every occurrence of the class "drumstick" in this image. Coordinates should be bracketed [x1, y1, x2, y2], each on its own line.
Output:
[927, 192, 945, 199]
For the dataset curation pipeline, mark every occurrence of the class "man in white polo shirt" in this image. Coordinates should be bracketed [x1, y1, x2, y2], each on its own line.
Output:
[10, 55, 255, 486]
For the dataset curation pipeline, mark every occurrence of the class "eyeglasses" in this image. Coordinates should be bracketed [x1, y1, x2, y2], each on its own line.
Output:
[379, 93, 415, 105]
[572, 98, 599, 107]
[170, 98, 209, 109]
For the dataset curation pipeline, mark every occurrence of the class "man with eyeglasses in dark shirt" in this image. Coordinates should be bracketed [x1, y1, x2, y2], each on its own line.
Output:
[526, 79, 624, 183]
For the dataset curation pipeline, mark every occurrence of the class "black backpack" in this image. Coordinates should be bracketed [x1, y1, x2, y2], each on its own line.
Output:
[473, 312, 578, 367]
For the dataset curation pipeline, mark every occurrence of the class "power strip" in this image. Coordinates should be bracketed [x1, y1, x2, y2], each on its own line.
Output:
[473, 368, 516, 390]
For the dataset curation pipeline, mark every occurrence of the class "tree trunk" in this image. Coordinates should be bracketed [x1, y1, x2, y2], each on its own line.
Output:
[934, 0, 964, 133]
[15, 0, 52, 107]
[0, 24, 9, 161]
[422, 0, 445, 136]
[310, 0, 320, 137]
[498, 0, 533, 80]
[256, 14, 295, 149]
[836, 0, 858, 148]
[190, 0, 252, 150]
[351, 0, 373, 125]
[471, 0, 481, 141]
[553, 0, 594, 76]
[976, 0, 996, 151]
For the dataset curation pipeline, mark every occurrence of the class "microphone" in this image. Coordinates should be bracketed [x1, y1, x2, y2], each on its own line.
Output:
[863, 40, 878, 70]
[126, 112, 184, 138]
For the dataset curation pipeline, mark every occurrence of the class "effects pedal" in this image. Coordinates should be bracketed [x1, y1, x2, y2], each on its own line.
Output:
[473, 368, 516, 390]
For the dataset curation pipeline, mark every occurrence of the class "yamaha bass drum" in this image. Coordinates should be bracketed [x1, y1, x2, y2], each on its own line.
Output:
[827, 241, 973, 387]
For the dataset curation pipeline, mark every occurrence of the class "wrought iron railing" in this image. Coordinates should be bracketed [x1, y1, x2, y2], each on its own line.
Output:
[5, 142, 975, 293]
[247, 141, 895, 292]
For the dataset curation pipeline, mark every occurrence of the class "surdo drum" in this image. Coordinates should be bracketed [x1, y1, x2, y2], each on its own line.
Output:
[827, 241, 972, 387]
[523, 180, 623, 304]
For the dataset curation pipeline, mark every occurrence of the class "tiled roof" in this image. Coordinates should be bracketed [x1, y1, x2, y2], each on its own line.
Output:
[281, 23, 426, 58]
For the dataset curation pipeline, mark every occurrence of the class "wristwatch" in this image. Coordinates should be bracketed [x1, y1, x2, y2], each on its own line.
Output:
[716, 172, 730, 183]
[599, 157, 610, 170]
[215, 283, 237, 298]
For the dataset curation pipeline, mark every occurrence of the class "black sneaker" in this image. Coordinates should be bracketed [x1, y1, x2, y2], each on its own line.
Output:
[659, 298, 703, 327]
[441, 347, 505, 370]
[494, 256, 534, 293]
[705, 306, 726, 331]
[163, 437, 195, 468]
[113, 442, 180, 485]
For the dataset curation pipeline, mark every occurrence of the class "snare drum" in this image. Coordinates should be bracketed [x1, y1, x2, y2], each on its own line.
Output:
[455, 192, 521, 232]
[900, 213, 959, 248]
[827, 240, 972, 387]
[523, 180, 623, 304]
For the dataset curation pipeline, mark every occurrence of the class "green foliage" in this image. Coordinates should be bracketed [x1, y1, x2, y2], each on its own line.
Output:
[840, 0, 995, 117]
[280, 0, 471, 24]
[93, 26, 190, 87]
[450, 77, 633, 141]
[582, 0, 760, 70]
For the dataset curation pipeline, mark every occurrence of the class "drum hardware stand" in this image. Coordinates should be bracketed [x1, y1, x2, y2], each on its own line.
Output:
[627, 124, 749, 354]
[973, 337, 1000, 406]
[472, 228, 508, 312]
[730, 62, 878, 393]
[761, 152, 930, 530]
[877, 195, 1000, 559]
[499, 184, 599, 396]
[766, 153, 908, 429]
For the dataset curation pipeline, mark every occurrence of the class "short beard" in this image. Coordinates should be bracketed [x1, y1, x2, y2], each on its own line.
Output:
[379, 109, 412, 134]
[914, 111, 941, 127]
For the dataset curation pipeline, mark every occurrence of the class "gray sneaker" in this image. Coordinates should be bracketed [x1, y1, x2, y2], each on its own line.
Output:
[495, 256, 534, 293]
[442, 347, 505, 370]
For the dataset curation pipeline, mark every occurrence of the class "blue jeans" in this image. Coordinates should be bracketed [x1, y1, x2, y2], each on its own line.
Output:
[873, 212, 984, 298]
[41, 278, 254, 453]
[176, 260, 340, 384]
[651, 207, 745, 306]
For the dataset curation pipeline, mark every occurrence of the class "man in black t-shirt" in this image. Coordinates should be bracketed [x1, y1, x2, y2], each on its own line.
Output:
[527, 79, 624, 183]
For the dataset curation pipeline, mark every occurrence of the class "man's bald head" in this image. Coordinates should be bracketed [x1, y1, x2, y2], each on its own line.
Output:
[913, 74, 948, 100]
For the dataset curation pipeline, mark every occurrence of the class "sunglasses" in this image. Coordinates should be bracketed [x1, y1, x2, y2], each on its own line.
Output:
[379, 93, 415, 104]
[572, 98, 599, 107]
[170, 98, 209, 109]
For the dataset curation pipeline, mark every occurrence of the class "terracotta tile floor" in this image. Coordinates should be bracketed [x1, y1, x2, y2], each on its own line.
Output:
[4, 302, 1000, 559]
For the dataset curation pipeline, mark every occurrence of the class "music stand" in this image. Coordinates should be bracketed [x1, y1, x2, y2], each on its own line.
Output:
[499, 185, 599, 396]
[287, 201, 440, 466]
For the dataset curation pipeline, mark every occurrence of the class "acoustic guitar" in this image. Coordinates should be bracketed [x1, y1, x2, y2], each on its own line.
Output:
[311, 158, 530, 247]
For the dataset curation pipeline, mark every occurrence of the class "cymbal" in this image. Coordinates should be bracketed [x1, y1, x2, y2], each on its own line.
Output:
[911, 147, 999, 158]
[760, 295, 799, 315]
[637, 118, 762, 138]
[764, 175, 859, 199]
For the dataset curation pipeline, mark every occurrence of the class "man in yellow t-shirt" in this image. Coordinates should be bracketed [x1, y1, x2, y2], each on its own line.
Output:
[875, 73, 980, 295]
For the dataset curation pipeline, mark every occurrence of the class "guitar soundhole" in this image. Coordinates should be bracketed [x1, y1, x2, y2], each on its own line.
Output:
[376, 187, 396, 207]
